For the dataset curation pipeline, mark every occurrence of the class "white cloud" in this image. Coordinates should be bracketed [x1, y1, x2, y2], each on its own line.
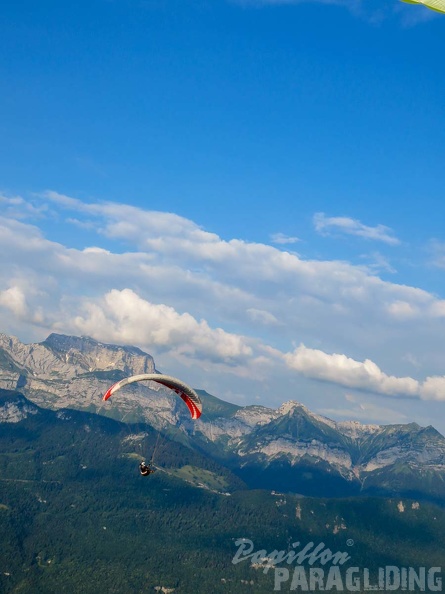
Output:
[42, 191, 90, 212]
[360, 251, 396, 274]
[314, 212, 401, 245]
[270, 233, 301, 245]
[419, 376, 445, 401]
[284, 344, 419, 397]
[246, 308, 280, 325]
[0, 194, 47, 220]
[430, 301, 445, 317]
[2, 192, 445, 416]
[386, 300, 418, 319]
[284, 344, 445, 401]
[0, 286, 28, 318]
[67, 288, 254, 366]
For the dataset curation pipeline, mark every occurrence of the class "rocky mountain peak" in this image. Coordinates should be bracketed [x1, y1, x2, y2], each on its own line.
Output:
[0, 333, 157, 411]
[277, 400, 307, 416]
[42, 333, 156, 375]
[0, 333, 156, 380]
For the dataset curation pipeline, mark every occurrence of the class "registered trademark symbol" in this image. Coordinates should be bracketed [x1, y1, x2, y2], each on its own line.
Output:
[346, 539, 354, 547]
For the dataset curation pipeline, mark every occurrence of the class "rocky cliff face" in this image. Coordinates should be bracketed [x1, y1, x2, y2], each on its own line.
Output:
[42, 334, 155, 375]
[0, 333, 155, 378]
[0, 332, 156, 415]
[1, 332, 444, 499]
[0, 390, 40, 423]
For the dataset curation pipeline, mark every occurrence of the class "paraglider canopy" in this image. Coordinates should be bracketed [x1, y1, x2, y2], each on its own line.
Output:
[102, 373, 202, 419]
[400, 0, 445, 14]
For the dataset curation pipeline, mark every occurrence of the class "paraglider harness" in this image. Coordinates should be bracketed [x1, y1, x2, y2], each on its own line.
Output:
[139, 460, 156, 477]
[139, 430, 162, 476]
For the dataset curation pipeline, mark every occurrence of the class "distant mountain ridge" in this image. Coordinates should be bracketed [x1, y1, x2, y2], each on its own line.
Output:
[0, 332, 444, 501]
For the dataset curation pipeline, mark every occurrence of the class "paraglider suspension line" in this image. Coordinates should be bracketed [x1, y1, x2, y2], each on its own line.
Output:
[149, 431, 162, 465]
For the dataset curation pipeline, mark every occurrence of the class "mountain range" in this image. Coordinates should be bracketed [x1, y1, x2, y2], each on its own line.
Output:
[1, 332, 444, 501]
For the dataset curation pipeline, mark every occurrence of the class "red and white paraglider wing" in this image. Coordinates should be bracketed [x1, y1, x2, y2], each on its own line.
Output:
[155, 377, 202, 420]
[102, 373, 202, 420]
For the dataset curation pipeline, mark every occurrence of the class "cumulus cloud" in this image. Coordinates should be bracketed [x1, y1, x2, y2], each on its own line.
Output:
[430, 301, 445, 317]
[66, 289, 254, 366]
[0, 286, 28, 318]
[284, 344, 419, 397]
[2, 192, 445, 416]
[284, 344, 445, 400]
[314, 212, 401, 245]
[419, 376, 445, 401]
[386, 300, 418, 319]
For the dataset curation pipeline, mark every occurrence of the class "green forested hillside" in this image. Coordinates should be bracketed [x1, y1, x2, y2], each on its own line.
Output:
[0, 390, 444, 593]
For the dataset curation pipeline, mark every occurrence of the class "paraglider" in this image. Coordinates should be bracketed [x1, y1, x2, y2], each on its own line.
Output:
[139, 461, 156, 476]
[102, 373, 202, 419]
[400, 0, 445, 14]
[102, 373, 203, 476]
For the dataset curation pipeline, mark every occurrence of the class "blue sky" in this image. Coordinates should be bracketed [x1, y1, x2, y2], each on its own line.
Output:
[1, 0, 445, 430]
